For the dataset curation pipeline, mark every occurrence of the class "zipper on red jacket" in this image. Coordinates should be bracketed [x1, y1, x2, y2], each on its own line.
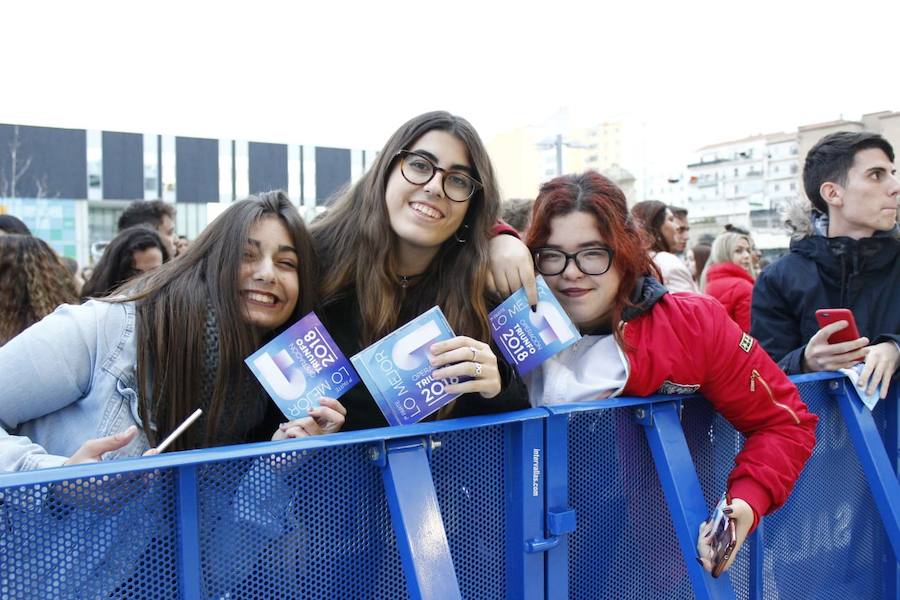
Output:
[750, 368, 800, 424]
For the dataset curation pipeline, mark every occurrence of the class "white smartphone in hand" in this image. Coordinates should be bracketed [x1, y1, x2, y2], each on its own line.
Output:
[155, 409, 203, 453]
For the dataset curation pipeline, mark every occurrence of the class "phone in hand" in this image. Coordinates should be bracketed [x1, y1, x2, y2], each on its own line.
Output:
[706, 493, 737, 578]
[815, 309, 862, 345]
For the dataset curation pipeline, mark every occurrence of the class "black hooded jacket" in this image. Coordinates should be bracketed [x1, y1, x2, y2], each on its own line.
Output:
[751, 221, 900, 374]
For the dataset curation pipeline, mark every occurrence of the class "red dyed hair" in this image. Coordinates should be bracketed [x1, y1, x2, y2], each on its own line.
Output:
[525, 171, 658, 339]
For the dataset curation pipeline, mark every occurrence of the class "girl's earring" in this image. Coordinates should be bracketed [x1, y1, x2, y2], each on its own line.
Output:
[454, 223, 470, 244]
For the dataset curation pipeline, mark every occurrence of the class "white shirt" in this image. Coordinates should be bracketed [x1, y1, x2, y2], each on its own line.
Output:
[525, 334, 628, 406]
[651, 251, 698, 293]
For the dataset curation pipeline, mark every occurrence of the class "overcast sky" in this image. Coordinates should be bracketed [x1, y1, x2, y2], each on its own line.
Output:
[5, 0, 899, 163]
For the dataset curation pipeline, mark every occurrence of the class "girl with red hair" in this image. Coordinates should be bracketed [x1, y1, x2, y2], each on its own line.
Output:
[524, 171, 817, 574]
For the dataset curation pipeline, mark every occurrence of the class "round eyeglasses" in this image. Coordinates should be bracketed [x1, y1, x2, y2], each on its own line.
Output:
[533, 247, 615, 276]
[395, 150, 483, 202]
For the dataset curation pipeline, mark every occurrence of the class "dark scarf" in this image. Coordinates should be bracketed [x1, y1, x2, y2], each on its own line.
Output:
[156, 307, 273, 449]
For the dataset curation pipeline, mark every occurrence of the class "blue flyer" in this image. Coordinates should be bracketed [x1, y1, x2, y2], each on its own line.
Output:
[245, 312, 359, 420]
[489, 276, 581, 375]
[351, 306, 468, 426]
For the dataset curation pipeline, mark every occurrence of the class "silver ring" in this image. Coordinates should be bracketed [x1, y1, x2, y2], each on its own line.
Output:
[469, 346, 478, 362]
[474, 363, 483, 377]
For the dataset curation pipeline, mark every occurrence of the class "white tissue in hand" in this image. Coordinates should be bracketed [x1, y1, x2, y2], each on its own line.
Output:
[839, 363, 881, 410]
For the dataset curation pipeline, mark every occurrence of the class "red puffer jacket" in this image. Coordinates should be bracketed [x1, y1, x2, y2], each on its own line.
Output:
[622, 286, 817, 529]
[704, 262, 755, 332]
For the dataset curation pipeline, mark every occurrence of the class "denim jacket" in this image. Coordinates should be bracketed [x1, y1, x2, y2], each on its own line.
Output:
[0, 300, 150, 472]
[1, 301, 303, 597]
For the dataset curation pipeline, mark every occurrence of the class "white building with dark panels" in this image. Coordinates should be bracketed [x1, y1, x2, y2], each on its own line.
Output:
[0, 122, 375, 264]
[685, 133, 797, 249]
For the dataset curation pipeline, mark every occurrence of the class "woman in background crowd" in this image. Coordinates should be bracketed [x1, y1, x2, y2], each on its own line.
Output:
[81, 225, 169, 299]
[524, 171, 816, 575]
[631, 200, 697, 292]
[724, 223, 761, 277]
[0, 214, 32, 236]
[60, 256, 85, 297]
[0, 234, 77, 346]
[700, 232, 756, 331]
[687, 242, 711, 283]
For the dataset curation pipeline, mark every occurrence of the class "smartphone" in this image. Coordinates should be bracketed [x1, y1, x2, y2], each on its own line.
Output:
[155, 409, 202, 453]
[815, 309, 862, 345]
[706, 493, 737, 578]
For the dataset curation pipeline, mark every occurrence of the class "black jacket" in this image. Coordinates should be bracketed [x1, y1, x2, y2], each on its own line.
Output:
[751, 225, 900, 374]
[321, 291, 530, 432]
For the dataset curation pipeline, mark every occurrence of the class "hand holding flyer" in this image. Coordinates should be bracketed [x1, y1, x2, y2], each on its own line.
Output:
[245, 312, 359, 420]
[489, 276, 581, 375]
[351, 306, 468, 426]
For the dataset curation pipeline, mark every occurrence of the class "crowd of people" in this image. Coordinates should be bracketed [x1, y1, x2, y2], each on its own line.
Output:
[0, 115, 897, 576]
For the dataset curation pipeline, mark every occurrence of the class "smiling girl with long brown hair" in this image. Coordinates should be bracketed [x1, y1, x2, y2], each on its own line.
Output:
[285, 111, 528, 435]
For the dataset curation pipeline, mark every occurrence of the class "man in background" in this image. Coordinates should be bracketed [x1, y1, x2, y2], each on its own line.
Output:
[670, 206, 690, 258]
[752, 131, 899, 397]
[118, 199, 177, 258]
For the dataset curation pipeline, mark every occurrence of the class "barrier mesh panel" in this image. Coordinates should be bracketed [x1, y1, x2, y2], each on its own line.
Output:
[567, 408, 694, 599]
[430, 425, 508, 600]
[682, 398, 751, 600]
[760, 379, 887, 599]
[195, 426, 507, 599]
[196, 444, 406, 599]
[2, 379, 891, 599]
[0, 468, 179, 599]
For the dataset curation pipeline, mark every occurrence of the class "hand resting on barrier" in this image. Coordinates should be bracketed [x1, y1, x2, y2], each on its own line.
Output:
[696, 497, 754, 575]
[63, 425, 143, 466]
[857, 341, 899, 400]
[55, 425, 163, 510]
[273, 397, 347, 438]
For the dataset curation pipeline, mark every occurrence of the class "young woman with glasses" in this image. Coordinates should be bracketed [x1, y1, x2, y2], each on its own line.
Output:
[524, 171, 817, 576]
[277, 111, 528, 437]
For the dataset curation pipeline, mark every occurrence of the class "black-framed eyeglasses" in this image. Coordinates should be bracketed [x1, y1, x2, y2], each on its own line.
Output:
[394, 150, 483, 202]
[533, 247, 615, 276]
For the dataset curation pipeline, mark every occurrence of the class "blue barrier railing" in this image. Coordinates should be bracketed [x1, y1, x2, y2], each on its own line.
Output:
[0, 373, 896, 599]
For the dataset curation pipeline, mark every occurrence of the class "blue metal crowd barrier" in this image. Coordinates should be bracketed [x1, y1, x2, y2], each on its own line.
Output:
[0, 373, 896, 599]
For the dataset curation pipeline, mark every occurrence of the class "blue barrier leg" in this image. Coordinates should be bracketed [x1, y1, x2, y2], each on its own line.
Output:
[505, 419, 547, 600]
[830, 379, 900, 562]
[887, 383, 900, 600]
[176, 465, 202, 600]
[379, 437, 461, 600]
[637, 401, 736, 600]
[747, 519, 764, 600]
[544, 413, 576, 600]
[831, 378, 900, 600]
[888, 381, 899, 477]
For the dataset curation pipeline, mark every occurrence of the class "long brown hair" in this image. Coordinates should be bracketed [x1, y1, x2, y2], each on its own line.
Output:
[526, 171, 657, 344]
[311, 111, 500, 345]
[0, 235, 77, 345]
[121, 191, 318, 450]
[630, 200, 672, 253]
